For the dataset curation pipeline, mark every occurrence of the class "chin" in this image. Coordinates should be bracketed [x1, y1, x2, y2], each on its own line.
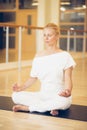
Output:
[45, 42, 50, 44]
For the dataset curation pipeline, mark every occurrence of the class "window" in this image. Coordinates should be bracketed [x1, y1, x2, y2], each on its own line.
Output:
[19, 0, 37, 9]
[60, 0, 86, 51]
[0, 0, 16, 10]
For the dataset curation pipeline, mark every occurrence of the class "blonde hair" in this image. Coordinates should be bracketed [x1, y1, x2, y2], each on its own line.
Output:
[44, 23, 60, 35]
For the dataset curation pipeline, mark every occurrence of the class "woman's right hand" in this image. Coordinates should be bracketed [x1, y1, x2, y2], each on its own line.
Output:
[12, 83, 23, 92]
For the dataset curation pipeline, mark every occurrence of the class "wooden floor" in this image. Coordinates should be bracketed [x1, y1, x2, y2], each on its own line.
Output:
[0, 52, 87, 130]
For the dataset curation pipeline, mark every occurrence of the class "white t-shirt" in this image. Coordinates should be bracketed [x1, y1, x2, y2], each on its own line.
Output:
[30, 51, 76, 95]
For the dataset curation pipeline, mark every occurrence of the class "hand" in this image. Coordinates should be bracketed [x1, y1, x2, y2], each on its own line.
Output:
[59, 89, 71, 97]
[12, 83, 22, 92]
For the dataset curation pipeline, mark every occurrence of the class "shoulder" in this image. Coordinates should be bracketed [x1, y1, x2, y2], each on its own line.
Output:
[61, 51, 72, 56]
[58, 51, 74, 61]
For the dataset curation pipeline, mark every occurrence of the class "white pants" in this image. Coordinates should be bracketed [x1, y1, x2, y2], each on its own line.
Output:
[12, 91, 72, 112]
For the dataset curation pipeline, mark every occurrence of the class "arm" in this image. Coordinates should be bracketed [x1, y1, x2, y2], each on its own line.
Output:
[13, 77, 37, 92]
[59, 67, 73, 97]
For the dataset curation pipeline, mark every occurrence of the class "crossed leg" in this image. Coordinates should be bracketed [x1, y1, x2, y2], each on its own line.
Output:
[12, 105, 59, 116]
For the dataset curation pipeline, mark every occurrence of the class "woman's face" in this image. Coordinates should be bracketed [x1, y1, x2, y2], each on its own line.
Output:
[43, 28, 58, 46]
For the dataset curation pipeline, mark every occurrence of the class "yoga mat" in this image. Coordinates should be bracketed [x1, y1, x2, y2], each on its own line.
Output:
[0, 96, 87, 121]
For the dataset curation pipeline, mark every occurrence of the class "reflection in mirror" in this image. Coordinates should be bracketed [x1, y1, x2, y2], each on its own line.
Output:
[0, 0, 16, 10]
[60, 0, 86, 52]
[19, 0, 37, 9]
[0, 12, 16, 63]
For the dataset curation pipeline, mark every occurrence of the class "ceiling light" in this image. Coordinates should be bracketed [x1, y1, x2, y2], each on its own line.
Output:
[60, 7, 66, 11]
[61, 2, 70, 5]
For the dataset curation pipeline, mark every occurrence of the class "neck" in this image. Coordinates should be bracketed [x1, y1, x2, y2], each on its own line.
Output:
[45, 45, 59, 52]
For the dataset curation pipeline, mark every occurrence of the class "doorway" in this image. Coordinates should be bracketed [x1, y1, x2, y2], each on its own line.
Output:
[16, 10, 37, 60]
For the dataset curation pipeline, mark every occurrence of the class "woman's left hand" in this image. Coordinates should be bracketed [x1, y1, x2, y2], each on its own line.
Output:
[59, 89, 71, 97]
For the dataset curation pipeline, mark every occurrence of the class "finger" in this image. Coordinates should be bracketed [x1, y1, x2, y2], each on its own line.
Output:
[59, 92, 66, 96]
[59, 91, 70, 97]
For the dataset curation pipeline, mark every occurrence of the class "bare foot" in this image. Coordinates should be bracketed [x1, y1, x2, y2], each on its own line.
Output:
[12, 105, 29, 112]
[50, 110, 59, 116]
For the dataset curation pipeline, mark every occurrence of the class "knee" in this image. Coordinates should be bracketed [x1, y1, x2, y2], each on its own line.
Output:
[61, 97, 72, 110]
[12, 92, 19, 103]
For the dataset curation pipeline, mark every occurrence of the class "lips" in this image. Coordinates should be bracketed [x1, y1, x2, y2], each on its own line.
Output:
[45, 40, 49, 42]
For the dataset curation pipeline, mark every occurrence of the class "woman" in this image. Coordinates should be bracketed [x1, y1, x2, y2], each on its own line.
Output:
[12, 23, 76, 116]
